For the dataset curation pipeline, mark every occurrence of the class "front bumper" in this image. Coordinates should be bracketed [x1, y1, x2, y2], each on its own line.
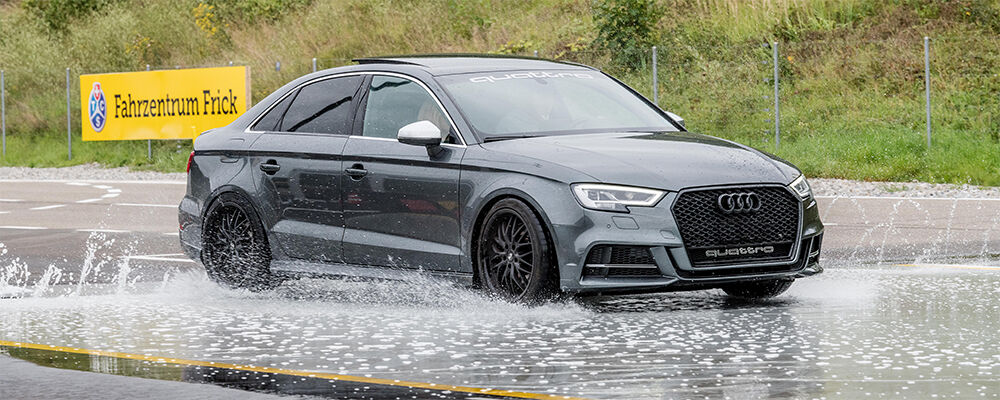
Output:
[553, 191, 824, 294]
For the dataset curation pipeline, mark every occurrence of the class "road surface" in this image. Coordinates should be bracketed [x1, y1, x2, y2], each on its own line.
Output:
[1, 179, 998, 399]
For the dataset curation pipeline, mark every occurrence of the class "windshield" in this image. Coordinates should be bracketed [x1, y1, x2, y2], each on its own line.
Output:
[436, 70, 677, 140]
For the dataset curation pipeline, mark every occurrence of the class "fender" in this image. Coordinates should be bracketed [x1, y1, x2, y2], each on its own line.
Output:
[463, 182, 567, 274]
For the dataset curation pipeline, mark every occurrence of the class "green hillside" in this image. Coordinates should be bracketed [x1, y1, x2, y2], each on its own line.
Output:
[1, 0, 999, 184]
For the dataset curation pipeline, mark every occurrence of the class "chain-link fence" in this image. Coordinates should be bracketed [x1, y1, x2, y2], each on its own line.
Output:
[0, 37, 998, 179]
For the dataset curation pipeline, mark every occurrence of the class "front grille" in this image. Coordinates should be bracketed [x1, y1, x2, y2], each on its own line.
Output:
[672, 186, 800, 267]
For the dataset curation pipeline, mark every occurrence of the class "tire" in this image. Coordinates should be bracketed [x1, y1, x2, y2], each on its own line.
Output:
[475, 198, 557, 303]
[201, 192, 279, 291]
[721, 279, 793, 299]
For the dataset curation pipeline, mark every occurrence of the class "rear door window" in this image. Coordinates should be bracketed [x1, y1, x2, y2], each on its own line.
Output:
[279, 76, 364, 135]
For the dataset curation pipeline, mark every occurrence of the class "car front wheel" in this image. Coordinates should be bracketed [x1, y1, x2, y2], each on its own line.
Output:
[721, 279, 793, 299]
[475, 199, 556, 303]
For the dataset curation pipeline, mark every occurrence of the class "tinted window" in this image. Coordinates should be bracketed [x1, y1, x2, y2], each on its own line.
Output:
[363, 76, 454, 141]
[280, 76, 363, 134]
[252, 91, 296, 131]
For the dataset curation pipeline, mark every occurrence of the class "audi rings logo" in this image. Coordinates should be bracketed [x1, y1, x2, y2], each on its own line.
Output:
[717, 192, 761, 214]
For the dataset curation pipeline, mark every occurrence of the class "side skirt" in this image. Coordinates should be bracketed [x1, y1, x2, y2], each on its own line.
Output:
[270, 259, 475, 286]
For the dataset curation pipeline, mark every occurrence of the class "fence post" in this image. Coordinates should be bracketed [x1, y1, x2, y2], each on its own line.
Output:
[312, 57, 317, 72]
[1, 69, 5, 159]
[924, 36, 931, 148]
[651, 46, 658, 106]
[66, 68, 72, 160]
[773, 42, 780, 151]
[146, 64, 151, 161]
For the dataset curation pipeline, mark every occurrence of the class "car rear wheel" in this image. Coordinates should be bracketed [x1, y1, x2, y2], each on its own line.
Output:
[201, 193, 278, 291]
[721, 279, 793, 299]
[476, 199, 556, 303]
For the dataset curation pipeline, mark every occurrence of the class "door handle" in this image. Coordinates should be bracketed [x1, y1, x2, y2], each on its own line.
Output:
[345, 163, 367, 180]
[259, 160, 281, 174]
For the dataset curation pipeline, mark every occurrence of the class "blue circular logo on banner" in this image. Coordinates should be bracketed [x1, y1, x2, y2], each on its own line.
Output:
[88, 82, 107, 132]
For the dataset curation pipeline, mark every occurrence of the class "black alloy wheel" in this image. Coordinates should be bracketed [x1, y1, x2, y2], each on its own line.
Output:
[476, 199, 555, 302]
[201, 193, 278, 291]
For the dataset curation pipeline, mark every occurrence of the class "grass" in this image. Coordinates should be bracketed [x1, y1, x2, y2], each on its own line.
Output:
[0, 0, 999, 183]
[0, 135, 192, 172]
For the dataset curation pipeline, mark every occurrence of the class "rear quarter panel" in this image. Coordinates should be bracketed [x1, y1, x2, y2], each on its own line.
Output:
[180, 128, 264, 255]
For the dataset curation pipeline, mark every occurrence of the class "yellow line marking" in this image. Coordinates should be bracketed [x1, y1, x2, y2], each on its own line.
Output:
[895, 263, 1000, 271]
[0, 340, 585, 400]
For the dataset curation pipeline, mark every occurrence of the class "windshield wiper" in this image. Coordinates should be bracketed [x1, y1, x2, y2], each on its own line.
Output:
[482, 135, 543, 142]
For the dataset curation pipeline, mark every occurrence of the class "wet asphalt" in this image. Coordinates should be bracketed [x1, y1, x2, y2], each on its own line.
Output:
[1, 179, 999, 399]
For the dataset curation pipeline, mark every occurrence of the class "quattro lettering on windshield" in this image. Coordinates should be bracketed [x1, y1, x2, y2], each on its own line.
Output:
[468, 72, 594, 83]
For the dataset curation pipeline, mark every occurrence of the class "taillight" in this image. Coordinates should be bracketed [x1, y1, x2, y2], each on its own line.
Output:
[186, 151, 195, 173]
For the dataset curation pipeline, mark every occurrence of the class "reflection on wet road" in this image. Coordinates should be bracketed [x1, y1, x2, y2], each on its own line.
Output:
[1, 265, 997, 399]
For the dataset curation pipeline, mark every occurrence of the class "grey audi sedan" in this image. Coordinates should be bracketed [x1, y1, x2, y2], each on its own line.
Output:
[178, 55, 824, 302]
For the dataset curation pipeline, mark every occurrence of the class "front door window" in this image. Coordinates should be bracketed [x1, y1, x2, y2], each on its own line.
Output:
[362, 76, 457, 143]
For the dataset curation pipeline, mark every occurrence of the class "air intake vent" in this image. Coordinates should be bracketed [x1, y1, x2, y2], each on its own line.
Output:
[583, 246, 660, 278]
[586, 245, 655, 265]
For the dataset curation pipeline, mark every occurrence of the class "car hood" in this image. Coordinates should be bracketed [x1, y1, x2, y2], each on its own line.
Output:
[480, 132, 799, 191]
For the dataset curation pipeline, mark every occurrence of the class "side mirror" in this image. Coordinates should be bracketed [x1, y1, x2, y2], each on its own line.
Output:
[397, 120, 442, 147]
[665, 111, 685, 129]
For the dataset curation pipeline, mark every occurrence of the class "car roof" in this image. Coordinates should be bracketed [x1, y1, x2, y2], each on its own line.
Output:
[353, 54, 596, 76]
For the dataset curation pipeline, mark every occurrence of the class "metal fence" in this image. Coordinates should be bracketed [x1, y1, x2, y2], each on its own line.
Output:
[0, 36, 998, 162]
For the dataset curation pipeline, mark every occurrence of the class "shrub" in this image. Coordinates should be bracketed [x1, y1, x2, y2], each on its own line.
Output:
[205, 0, 312, 24]
[22, 0, 121, 31]
[447, 0, 494, 39]
[591, 0, 662, 69]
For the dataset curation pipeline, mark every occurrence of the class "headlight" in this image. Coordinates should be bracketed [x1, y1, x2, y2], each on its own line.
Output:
[789, 174, 812, 199]
[571, 183, 665, 212]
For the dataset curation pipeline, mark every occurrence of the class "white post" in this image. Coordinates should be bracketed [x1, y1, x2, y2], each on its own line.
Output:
[1, 69, 5, 159]
[924, 36, 931, 148]
[66, 68, 72, 160]
[312, 57, 317, 72]
[651, 46, 658, 106]
[773, 42, 780, 151]
[147, 64, 151, 160]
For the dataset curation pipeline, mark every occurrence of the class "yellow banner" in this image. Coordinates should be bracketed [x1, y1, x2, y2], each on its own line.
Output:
[80, 66, 249, 141]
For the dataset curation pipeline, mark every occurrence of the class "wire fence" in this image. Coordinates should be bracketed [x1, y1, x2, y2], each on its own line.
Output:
[0, 36, 998, 162]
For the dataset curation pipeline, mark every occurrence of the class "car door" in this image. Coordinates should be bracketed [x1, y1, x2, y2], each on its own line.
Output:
[249, 74, 365, 263]
[341, 74, 466, 271]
